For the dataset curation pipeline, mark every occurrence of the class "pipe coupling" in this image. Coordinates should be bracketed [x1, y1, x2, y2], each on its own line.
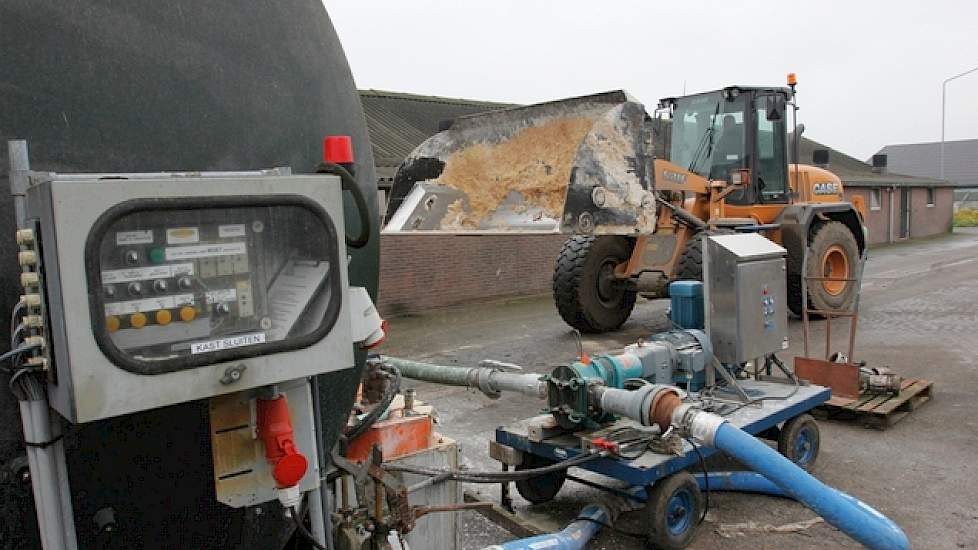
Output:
[671, 405, 726, 447]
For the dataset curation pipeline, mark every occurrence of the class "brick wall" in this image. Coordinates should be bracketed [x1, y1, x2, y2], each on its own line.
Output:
[909, 187, 954, 238]
[377, 234, 567, 316]
[845, 186, 953, 245]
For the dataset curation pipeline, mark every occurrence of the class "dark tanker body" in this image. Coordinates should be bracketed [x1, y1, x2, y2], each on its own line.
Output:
[0, 2, 379, 547]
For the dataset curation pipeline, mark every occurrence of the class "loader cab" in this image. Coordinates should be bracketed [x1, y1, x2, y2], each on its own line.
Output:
[658, 86, 791, 205]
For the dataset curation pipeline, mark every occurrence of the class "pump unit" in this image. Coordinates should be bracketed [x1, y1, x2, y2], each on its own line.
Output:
[19, 170, 354, 423]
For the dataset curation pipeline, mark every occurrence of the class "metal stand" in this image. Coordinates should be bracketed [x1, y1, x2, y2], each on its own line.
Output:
[796, 246, 868, 399]
[801, 248, 868, 361]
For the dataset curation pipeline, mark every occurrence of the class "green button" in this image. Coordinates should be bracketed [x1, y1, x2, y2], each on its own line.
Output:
[148, 247, 166, 264]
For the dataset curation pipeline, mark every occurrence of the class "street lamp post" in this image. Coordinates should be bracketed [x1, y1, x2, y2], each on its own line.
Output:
[941, 65, 978, 180]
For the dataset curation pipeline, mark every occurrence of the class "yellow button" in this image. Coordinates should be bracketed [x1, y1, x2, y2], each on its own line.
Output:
[106, 316, 120, 332]
[130, 312, 147, 329]
[179, 306, 196, 322]
[156, 309, 173, 325]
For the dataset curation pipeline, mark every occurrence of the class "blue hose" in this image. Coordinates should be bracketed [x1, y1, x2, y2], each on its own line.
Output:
[481, 504, 608, 550]
[693, 471, 787, 497]
[713, 422, 910, 550]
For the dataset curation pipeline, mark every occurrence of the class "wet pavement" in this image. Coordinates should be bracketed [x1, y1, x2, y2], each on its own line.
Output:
[383, 228, 978, 549]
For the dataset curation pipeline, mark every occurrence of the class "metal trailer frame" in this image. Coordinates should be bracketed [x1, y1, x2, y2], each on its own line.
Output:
[493, 380, 830, 501]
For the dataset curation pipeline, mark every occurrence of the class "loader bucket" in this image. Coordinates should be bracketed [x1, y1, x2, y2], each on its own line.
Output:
[384, 90, 656, 234]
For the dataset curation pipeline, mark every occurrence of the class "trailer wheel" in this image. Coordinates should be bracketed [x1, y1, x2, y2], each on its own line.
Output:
[788, 221, 859, 316]
[778, 414, 820, 472]
[553, 235, 636, 333]
[514, 455, 567, 504]
[646, 471, 703, 549]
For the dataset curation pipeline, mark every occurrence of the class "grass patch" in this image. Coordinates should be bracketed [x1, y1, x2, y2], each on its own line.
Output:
[953, 208, 978, 227]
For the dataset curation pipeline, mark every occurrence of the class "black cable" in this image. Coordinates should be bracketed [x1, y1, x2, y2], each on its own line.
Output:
[288, 507, 327, 550]
[316, 162, 372, 249]
[383, 451, 606, 483]
[344, 365, 401, 441]
[682, 436, 709, 526]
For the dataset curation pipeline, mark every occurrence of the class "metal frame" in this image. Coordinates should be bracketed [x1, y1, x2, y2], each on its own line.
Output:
[800, 246, 868, 362]
[494, 382, 830, 491]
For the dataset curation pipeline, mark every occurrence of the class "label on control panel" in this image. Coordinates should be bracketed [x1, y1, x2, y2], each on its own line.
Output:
[190, 332, 265, 355]
[104, 293, 195, 316]
[116, 230, 154, 245]
[218, 224, 247, 238]
[166, 227, 200, 244]
[102, 263, 195, 284]
[165, 241, 247, 261]
[205, 289, 237, 304]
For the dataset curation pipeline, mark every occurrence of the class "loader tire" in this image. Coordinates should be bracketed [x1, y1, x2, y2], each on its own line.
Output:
[553, 235, 636, 333]
[787, 221, 859, 316]
[675, 228, 734, 282]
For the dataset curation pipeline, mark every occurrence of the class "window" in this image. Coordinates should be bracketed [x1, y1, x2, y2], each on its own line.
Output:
[754, 99, 789, 202]
[870, 188, 881, 210]
[926, 187, 935, 207]
[89, 199, 341, 374]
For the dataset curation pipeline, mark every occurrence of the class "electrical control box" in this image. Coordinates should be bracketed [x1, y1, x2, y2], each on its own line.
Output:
[704, 233, 788, 364]
[22, 170, 354, 422]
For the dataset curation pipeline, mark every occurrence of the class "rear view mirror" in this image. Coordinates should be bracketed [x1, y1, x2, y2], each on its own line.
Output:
[765, 95, 785, 121]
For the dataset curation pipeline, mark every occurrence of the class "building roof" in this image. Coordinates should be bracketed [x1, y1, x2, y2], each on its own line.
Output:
[359, 90, 514, 179]
[358, 89, 950, 189]
[875, 139, 978, 189]
[799, 136, 948, 188]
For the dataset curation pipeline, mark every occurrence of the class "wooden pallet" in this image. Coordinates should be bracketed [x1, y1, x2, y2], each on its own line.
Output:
[813, 378, 933, 429]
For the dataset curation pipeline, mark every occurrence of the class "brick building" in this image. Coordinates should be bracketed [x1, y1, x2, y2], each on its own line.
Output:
[361, 90, 957, 315]
[798, 138, 956, 244]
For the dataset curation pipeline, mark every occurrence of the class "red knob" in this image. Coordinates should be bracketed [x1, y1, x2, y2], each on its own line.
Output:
[323, 135, 354, 164]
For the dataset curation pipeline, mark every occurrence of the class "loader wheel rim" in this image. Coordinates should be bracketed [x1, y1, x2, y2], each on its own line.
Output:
[596, 258, 622, 307]
[821, 245, 849, 296]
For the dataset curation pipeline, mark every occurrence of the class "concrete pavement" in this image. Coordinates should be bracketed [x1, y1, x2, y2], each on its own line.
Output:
[383, 228, 978, 549]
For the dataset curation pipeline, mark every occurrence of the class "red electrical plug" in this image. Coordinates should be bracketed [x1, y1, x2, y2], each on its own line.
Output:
[256, 394, 308, 507]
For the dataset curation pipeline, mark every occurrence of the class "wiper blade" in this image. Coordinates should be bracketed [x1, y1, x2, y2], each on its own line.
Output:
[687, 102, 721, 173]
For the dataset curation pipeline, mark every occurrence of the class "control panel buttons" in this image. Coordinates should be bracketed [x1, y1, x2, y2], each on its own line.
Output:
[153, 279, 169, 293]
[155, 310, 173, 326]
[129, 312, 148, 329]
[104, 285, 117, 298]
[179, 306, 197, 322]
[124, 250, 140, 265]
[148, 247, 166, 264]
[214, 303, 231, 316]
[177, 276, 193, 290]
[106, 316, 121, 332]
[127, 282, 144, 296]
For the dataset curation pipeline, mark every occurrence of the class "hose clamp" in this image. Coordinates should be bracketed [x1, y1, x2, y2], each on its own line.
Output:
[672, 405, 726, 446]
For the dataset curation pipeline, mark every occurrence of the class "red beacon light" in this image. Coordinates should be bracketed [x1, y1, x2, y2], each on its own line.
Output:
[323, 135, 354, 165]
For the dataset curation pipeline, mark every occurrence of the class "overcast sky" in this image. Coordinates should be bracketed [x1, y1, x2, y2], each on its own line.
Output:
[328, 1, 977, 161]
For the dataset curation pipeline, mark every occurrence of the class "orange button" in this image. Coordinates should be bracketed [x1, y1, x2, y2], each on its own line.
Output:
[130, 312, 147, 329]
[179, 306, 196, 322]
[106, 316, 120, 332]
[156, 309, 173, 325]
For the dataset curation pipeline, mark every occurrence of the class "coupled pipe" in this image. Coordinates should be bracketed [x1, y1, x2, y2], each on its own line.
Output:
[382, 357, 547, 400]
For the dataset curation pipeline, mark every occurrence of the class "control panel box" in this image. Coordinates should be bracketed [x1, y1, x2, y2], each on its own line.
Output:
[704, 234, 788, 364]
[24, 173, 353, 422]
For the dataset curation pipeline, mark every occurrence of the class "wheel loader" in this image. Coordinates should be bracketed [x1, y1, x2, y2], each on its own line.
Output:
[385, 77, 866, 333]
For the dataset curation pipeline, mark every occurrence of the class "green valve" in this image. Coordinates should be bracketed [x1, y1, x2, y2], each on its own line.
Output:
[148, 247, 166, 264]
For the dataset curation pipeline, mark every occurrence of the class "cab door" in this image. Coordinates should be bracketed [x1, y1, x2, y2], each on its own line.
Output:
[752, 93, 790, 204]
